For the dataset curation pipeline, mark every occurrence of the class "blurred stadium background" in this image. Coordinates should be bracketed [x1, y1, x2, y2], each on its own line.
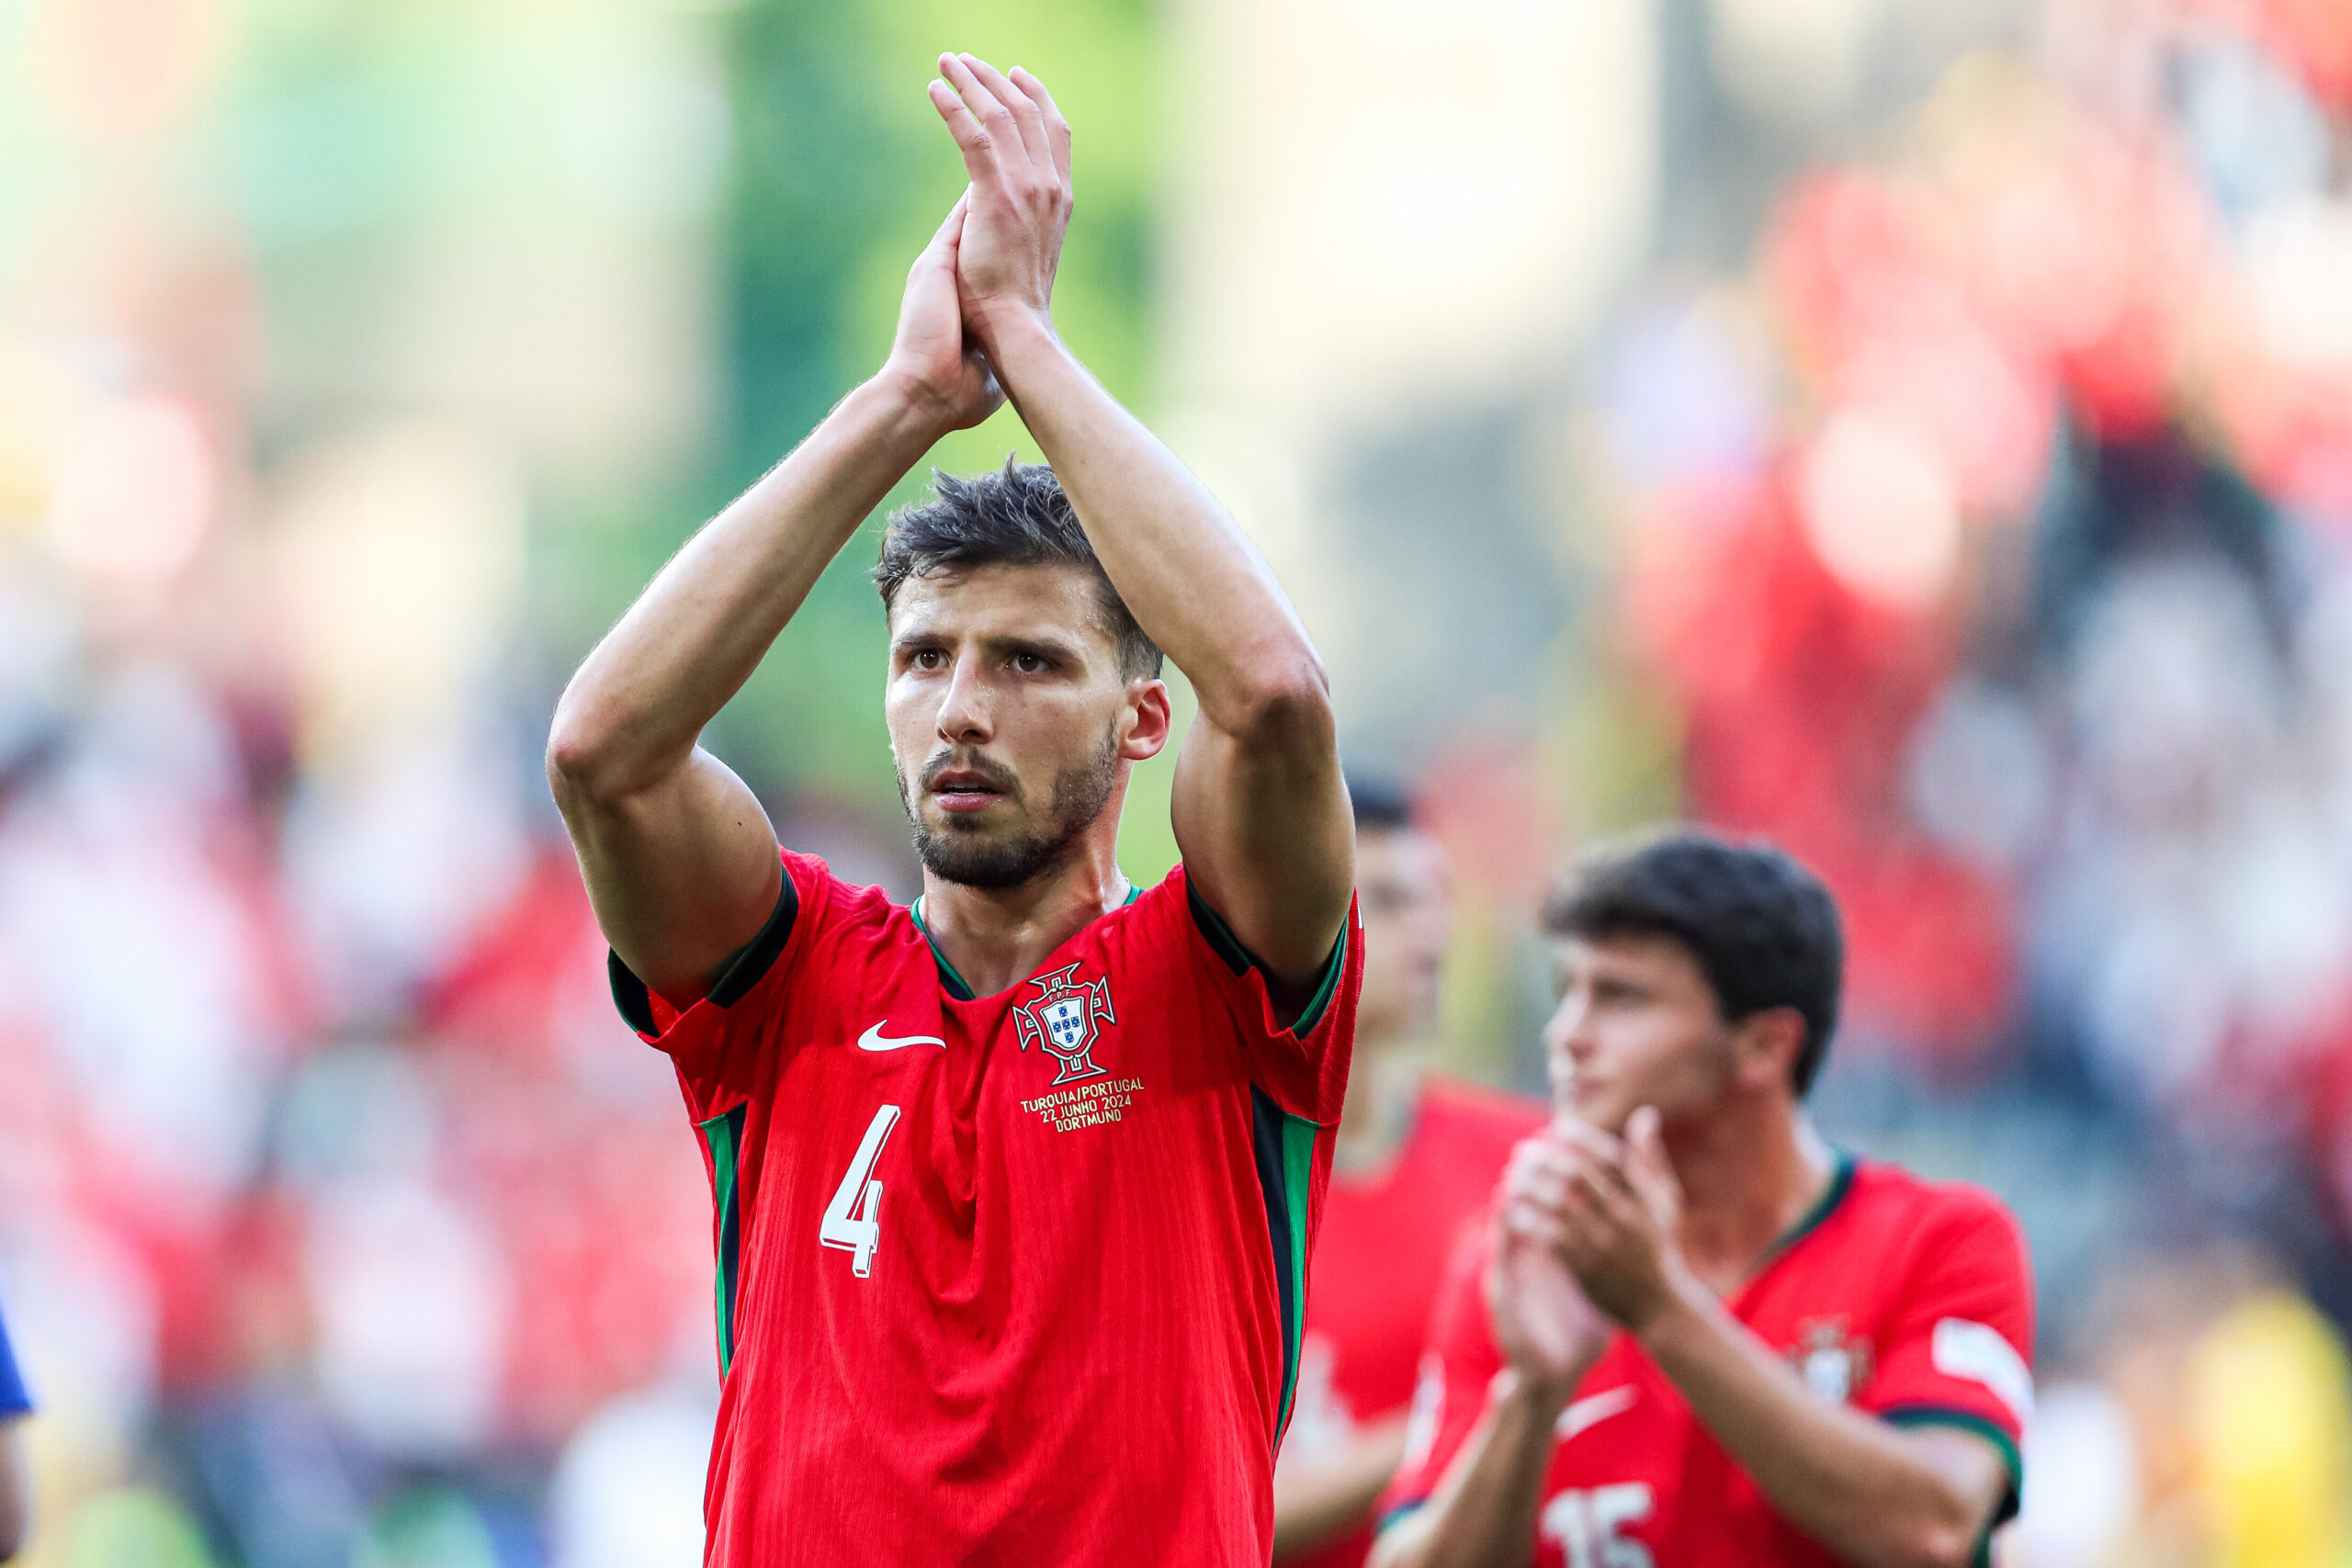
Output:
[2, 0, 2350, 1562]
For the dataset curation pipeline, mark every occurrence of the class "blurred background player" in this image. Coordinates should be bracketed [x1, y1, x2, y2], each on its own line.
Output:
[1275, 780, 1544, 1566]
[1374, 831, 2032, 1568]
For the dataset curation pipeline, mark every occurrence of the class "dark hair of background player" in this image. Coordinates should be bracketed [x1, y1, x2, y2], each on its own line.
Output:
[1541, 829, 1845, 1096]
[1346, 773, 1414, 833]
[875, 458, 1165, 680]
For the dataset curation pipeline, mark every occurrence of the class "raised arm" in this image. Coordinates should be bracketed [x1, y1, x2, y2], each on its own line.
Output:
[928, 53, 1352, 990]
[548, 198, 1003, 1002]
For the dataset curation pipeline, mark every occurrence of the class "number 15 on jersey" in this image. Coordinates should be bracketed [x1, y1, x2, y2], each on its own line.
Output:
[821, 1104, 901, 1278]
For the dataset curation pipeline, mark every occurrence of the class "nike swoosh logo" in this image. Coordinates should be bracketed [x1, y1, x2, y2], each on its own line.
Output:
[857, 1021, 947, 1053]
[1556, 1385, 1636, 1439]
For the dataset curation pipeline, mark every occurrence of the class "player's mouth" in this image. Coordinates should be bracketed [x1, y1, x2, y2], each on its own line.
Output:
[929, 768, 1009, 814]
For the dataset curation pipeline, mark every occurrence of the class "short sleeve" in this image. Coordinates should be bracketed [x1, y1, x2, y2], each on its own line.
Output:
[1181, 870, 1362, 1124]
[1378, 1221, 1506, 1525]
[1861, 1190, 2036, 1521]
[0, 1298, 31, 1417]
[606, 850, 816, 1119]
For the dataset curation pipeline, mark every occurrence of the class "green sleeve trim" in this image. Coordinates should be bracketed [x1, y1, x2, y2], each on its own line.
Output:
[607, 870, 797, 1033]
[1187, 881, 1255, 976]
[609, 953, 659, 1037]
[1884, 1404, 2023, 1540]
[1184, 881, 1349, 1036]
[708, 871, 800, 1007]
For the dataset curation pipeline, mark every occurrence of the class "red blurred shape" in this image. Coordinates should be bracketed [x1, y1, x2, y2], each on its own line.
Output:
[1626, 476, 2013, 1060]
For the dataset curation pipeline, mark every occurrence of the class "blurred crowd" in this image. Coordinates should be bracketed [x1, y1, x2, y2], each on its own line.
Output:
[0, 595, 723, 1564]
[3, 0, 2352, 1563]
[1575, 4, 2352, 1562]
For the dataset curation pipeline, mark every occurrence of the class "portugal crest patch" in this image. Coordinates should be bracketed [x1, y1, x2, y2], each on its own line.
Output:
[1792, 1319, 1871, 1405]
[1012, 962, 1115, 1084]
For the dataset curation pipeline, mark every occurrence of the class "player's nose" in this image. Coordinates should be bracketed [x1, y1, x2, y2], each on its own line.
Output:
[934, 649, 994, 743]
[1544, 991, 1598, 1064]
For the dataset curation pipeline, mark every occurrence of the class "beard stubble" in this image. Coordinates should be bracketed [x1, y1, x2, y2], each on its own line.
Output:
[900, 722, 1122, 889]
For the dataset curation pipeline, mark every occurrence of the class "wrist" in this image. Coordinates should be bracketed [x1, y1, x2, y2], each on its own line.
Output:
[1496, 1365, 1577, 1421]
[864, 364, 966, 446]
[969, 299, 1058, 367]
[1630, 1265, 1708, 1350]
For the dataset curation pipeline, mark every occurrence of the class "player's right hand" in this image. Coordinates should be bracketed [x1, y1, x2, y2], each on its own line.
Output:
[1485, 1135, 1612, 1403]
[880, 193, 1004, 433]
[926, 52, 1071, 351]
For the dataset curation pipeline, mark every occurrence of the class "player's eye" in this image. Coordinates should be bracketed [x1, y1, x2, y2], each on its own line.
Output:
[1012, 652, 1050, 674]
[909, 649, 946, 671]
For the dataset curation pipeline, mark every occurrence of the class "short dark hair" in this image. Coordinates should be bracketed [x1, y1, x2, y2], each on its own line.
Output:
[874, 458, 1163, 680]
[1541, 828, 1844, 1096]
[1347, 773, 1414, 833]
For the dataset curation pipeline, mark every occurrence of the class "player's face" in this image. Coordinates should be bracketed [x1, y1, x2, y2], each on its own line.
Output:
[885, 561, 1169, 888]
[1541, 932, 1738, 1134]
[1354, 827, 1453, 1041]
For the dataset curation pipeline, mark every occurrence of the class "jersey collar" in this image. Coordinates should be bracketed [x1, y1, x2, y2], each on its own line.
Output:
[910, 882, 1144, 1003]
[1754, 1149, 1856, 1270]
[910, 897, 979, 1001]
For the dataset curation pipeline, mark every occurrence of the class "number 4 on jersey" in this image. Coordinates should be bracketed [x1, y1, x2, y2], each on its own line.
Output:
[820, 1104, 901, 1278]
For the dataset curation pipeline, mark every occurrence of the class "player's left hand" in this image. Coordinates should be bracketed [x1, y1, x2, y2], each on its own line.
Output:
[1546, 1107, 1692, 1334]
[880, 193, 1006, 433]
[926, 52, 1071, 351]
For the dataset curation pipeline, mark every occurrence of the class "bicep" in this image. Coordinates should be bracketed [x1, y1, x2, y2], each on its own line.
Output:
[1170, 709, 1352, 993]
[558, 745, 782, 1005]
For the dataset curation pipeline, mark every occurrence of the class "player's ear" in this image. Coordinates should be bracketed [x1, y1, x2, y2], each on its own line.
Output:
[1119, 677, 1171, 761]
[1735, 1007, 1806, 1095]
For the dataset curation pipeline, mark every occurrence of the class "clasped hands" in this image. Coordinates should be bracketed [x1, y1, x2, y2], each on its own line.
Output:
[885, 52, 1075, 434]
[1487, 1108, 1693, 1400]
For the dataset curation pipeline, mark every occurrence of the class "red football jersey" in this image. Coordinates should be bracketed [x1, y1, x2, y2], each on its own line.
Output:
[611, 852, 1362, 1566]
[1282, 1078, 1546, 1568]
[1383, 1156, 2034, 1568]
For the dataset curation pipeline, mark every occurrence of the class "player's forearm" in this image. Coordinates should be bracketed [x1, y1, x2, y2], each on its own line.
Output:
[1636, 1286, 1992, 1568]
[1370, 1375, 1564, 1568]
[978, 309, 1330, 740]
[549, 375, 947, 801]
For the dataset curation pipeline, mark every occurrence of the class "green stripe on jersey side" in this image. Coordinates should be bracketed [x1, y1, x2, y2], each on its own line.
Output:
[700, 1104, 749, 1378]
[1250, 1087, 1323, 1445]
[1278, 1111, 1317, 1431]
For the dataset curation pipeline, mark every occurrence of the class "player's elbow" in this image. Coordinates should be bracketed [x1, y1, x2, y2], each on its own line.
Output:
[546, 700, 639, 812]
[1220, 648, 1333, 754]
[1866, 1506, 1985, 1568]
